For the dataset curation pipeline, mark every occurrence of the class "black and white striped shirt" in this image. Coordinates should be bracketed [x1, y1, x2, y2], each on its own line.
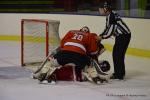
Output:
[101, 11, 131, 39]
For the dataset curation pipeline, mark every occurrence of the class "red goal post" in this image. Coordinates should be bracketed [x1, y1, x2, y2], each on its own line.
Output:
[21, 19, 60, 66]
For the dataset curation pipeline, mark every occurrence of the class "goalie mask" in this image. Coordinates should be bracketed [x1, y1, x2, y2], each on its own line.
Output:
[103, 1, 112, 9]
[80, 26, 90, 33]
[98, 60, 110, 72]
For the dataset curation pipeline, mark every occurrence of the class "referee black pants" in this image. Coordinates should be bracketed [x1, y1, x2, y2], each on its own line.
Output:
[113, 34, 131, 79]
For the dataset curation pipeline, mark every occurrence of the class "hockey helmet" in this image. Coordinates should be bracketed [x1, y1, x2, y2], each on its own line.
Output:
[103, 1, 112, 9]
[80, 26, 90, 33]
[98, 60, 110, 72]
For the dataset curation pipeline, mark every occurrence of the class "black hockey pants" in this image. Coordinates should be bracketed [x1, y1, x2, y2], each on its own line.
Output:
[113, 34, 131, 79]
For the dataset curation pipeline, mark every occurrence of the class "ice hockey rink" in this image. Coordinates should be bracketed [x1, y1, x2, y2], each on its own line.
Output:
[0, 41, 150, 100]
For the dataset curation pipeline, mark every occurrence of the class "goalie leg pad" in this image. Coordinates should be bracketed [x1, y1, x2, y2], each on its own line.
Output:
[41, 61, 52, 73]
[45, 58, 60, 76]
[40, 58, 60, 73]
[86, 67, 98, 78]
[37, 58, 60, 82]
[83, 65, 110, 84]
[83, 66, 100, 83]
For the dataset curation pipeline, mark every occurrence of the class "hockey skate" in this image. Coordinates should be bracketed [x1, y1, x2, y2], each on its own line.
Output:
[38, 73, 47, 82]
[92, 76, 107, 84]
[46, 73, 57, 84]
[39, 73, 57, 85]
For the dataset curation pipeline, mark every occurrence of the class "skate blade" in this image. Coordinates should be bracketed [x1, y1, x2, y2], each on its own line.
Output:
[39, 80, 56, 85]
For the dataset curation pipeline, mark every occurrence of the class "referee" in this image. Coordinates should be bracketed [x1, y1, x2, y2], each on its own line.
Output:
[99, 1, 131, 80]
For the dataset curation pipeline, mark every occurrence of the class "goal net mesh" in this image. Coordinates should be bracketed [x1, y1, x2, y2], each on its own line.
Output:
[21, 19, 60, 67]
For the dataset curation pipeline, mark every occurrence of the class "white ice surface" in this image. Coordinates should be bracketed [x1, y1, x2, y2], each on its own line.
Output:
[0, 42, 150, 100]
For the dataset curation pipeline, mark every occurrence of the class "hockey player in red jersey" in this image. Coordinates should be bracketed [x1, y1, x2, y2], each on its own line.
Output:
[35, 26, 110, 84]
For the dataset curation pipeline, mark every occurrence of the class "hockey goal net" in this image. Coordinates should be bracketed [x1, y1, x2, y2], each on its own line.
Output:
[21, 19, 60, 67]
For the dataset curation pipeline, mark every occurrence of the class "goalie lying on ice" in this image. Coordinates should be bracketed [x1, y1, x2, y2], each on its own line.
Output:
[33, 26, 111, 84]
